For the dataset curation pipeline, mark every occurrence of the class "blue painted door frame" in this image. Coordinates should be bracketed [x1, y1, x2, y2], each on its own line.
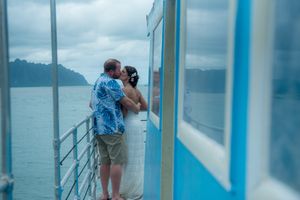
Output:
[143, 8, 165, 200]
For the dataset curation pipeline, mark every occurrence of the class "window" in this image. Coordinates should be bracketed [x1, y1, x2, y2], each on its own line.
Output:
[150, 19, 163, 126]
[248, 0, 300, 199]
[184, 0, 229, 145]
[178, 0, 235, 189]
[269, 0, 300, 193]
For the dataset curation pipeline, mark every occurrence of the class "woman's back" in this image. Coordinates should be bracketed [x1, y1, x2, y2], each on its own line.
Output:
[122, 85, 147, 117]
[124, 86, 141, 103]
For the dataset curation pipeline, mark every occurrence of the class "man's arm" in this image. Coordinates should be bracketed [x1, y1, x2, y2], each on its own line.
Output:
[120, 96, 140, 114]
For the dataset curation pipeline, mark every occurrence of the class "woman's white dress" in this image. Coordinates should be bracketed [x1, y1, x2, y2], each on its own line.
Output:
[120, 111, 145, 200]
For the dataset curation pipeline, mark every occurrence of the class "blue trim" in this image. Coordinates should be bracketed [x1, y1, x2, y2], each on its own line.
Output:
[158, 15, 165, 131]
[174, 0, 181, 135]
[173, 0, 181, 197]
[149, 17, 163, 129]
[229, 0, 252, 198]
[146, 32, 152, 120]
[143, 1, 165, 200]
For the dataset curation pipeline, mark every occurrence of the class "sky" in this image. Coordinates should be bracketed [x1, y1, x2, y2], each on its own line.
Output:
[7, 0, 154, 85]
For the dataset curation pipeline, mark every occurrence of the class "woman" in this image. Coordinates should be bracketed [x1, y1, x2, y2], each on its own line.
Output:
[119, 66, 147, 200]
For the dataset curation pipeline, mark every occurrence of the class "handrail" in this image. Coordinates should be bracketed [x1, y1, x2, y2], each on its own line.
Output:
[59, 127, 75, 144]
[54, 114, 97, 200]
[60, 114, 93, 143]
[84, 173, 96, 200]
[61, 162, 77, 187]
[59, 127, 93, 166]
[78, 171, 91, 195]
[78, 143, 91, 161]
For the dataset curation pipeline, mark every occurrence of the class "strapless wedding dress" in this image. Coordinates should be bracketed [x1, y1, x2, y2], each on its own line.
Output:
[120, 111, 145, 200]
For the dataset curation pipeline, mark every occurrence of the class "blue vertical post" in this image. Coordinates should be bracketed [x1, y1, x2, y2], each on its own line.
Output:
[0, 0, 13, 199]
[92, 131, 97, 199]
[85, 117, 92, 198]
[50, 0, 61, 199]
[73, 128, 79, 199]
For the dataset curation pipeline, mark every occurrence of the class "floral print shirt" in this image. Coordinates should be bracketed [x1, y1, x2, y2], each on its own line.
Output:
[91, 73, 125, 135]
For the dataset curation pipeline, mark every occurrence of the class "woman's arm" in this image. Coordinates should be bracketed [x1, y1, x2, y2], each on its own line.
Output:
[121, 87, 129, 117]
[138, 89, 148, 111]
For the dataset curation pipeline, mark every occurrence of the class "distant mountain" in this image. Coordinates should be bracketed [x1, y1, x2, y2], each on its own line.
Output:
[185, 68, 226, 93]
[9, 59, 89, 87]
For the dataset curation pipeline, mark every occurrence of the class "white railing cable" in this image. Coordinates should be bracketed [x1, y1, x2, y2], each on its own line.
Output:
[60, 161, 77, 187]
[78, 143, 91, 161]
[85, 117, 93, 198]
[59, 127, 75, 144]
[84, 172, 96, 200]
[78, 171, 91, 195]
[59, 128, 93, 166]
[60, 116, 92, 143]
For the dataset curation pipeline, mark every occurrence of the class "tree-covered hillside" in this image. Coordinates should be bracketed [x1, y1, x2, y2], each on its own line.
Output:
[10, 59, 89, 87]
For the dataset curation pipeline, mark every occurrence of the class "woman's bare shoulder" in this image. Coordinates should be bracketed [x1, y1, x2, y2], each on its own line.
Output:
[135, 87, 142, 96]
[122, 86, 129, 94]
[123, 86, 138, 100]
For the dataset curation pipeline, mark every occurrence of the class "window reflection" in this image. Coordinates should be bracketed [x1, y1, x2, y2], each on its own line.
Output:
[270, 0, 300, 193]
[183, 0, 229, 145]
[151, 20, 162, 117]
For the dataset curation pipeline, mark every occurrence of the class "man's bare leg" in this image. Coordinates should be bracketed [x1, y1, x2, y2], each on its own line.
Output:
[110, 164, 123, 200]
[100, 164, 110, 199]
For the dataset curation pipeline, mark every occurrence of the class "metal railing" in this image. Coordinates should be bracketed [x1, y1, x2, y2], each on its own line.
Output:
[54, 114, 98, 200]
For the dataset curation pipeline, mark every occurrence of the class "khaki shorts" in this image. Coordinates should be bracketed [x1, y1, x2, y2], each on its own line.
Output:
[95, 133, 127, 165]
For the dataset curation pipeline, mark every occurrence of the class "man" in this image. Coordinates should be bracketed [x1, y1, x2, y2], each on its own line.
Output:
[90, 58, 140, 200]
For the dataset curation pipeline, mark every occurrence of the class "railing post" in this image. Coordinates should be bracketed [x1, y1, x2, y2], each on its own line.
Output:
[92, 136, 97, 199]
[85, 117, 92, 199]
[73, 128, 80, 199]
[0, 0, 14, 199]
[50, 0, 61, 199]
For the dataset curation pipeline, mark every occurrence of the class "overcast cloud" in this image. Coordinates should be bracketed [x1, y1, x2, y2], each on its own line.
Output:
[185, 1, 229, 70]
[8, 0, 154, 84]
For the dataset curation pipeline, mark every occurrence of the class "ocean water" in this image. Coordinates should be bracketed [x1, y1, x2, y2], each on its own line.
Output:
[10, 85, 148, 200]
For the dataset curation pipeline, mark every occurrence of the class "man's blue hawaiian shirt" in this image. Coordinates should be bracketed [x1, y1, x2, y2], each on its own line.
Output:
[91, 73, 125, 135]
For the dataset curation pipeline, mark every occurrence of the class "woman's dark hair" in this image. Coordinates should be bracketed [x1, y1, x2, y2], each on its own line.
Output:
[124, 66, 139, 88]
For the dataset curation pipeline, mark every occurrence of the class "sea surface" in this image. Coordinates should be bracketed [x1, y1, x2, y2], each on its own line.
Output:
[10, 85, 148, 200]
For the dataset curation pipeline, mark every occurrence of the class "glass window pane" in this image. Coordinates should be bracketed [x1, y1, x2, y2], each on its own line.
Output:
[270, 0, 300, 193]
[183, 0, 229, 145]
[151, 20, 162, 116]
